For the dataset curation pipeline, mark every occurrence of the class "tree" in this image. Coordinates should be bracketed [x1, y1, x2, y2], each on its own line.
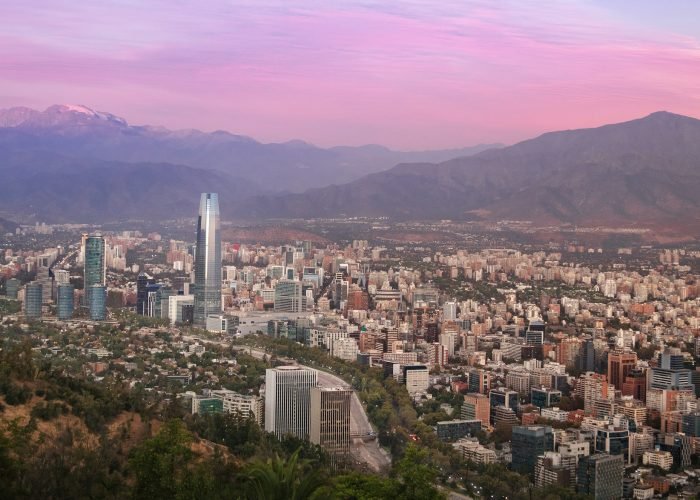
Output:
[243, 448, 326, 500]
[129, 420, 194, 499]
[393, 444, 446, 500]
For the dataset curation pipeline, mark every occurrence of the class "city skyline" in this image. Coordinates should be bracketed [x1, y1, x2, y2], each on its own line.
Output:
[3, 1, 700, 149]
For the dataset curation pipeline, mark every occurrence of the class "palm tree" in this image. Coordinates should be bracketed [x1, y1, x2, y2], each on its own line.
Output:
[244, 448, 325, 500]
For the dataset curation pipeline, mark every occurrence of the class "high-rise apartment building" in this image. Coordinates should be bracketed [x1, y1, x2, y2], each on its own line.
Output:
[310, 387, 352, 461]
[194, 193, 221, 327]
[265, 366, 318, 439]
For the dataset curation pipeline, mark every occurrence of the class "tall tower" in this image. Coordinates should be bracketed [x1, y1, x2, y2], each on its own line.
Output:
[194, 193, 221, 327]
[84, 235, 106, 288]
[310, 387, 352, 462]
[265, 366, 318, 439]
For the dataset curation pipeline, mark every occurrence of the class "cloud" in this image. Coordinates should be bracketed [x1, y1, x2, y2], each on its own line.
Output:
[1, 0, 699, 148]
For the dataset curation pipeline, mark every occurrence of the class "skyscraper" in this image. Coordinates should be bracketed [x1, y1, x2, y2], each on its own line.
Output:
[194, 193, 221, 327]
[88, 285, 107, 321]
[84, 235, 106, 288]
[57, 284, 74, 320]
[24, 282, 43, 319]
[265, 366, 318, 439]
[310, 387, 352, 462]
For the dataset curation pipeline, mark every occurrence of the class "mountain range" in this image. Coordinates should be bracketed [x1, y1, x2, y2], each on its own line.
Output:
[241, 111, 700, 229]
[1, 105, 700, 231]
[0, 104, 498, 194]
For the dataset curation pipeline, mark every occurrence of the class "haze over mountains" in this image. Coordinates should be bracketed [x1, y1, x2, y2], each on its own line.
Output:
[0, 105, 497, 210]
[1, 105, 700, 230]
[243, 111, 700, 229]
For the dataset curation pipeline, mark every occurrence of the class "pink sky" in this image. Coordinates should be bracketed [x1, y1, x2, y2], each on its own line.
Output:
[1, 0, 700, 149]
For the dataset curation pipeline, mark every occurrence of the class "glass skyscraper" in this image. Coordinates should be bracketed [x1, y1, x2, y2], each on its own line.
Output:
[194, 193, 221, 327]
[88, 285, 107, 321]
[24, 282, 43, 319]
[84, 236, 106, 288]
[57, 283, 74, 320]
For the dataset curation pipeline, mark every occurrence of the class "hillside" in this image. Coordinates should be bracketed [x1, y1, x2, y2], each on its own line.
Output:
[240, 112, 700, 229]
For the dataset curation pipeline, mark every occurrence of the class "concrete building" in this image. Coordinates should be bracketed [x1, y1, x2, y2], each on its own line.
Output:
[210, 389, 263, 425]
[462, 393, 490, 426]
[310, 387, 351, 461]
[403, 364, 429, 394]
[265, 366, 318, 439]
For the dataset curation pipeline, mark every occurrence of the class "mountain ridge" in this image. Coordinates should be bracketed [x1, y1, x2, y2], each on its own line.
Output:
[0, 104, 502, 193]
[237, 111, 700, 230]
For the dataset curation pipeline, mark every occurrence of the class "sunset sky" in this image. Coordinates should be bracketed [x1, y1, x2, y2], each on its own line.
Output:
[2, 0, 699, 149]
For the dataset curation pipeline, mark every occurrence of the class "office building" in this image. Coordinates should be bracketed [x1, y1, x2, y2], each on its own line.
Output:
[403, 364, 429, 394]
[576, 453, 624, 500]
[310, 387, 351, 461]
[649, 347, 693, 391]
[596, 427, 630, 464]
[489, 387, 518, 424]
[36, 266, 53, 304]
[87, 285, 107, 321]
[265, 366, 317, 439]
[462, 393, 490, 425]
[607, 350, 637, 391]
[84, 235, 106, 287]
[511, 425, 555, 475]
[136, 273, 155, 315]
[5, 278, 20, 299]
[194, 193, 222, 327]
[168, 295, 194, 326]
[24, 282, 43, 319]
[56, 283, 74, 320]
[436, 420, 481, 441]
[531, 387, 562, 409]
[274, 279, 303, 313]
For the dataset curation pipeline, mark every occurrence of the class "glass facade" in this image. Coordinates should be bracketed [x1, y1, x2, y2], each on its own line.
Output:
[87, 285, 107, 321]
[194, 193, 221, 327]
[84, 236, 106, 288]
[24, 282, 43, 319]
[5, 278, 20, 299]
[511, 426, 555, 475]
[57, 284, 74, 320]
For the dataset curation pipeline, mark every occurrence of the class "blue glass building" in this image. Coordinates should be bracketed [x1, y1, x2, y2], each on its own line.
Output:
[24, 282, 43, 319]
[87, 285, 107, 321]
[57, 283, 74, 320]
